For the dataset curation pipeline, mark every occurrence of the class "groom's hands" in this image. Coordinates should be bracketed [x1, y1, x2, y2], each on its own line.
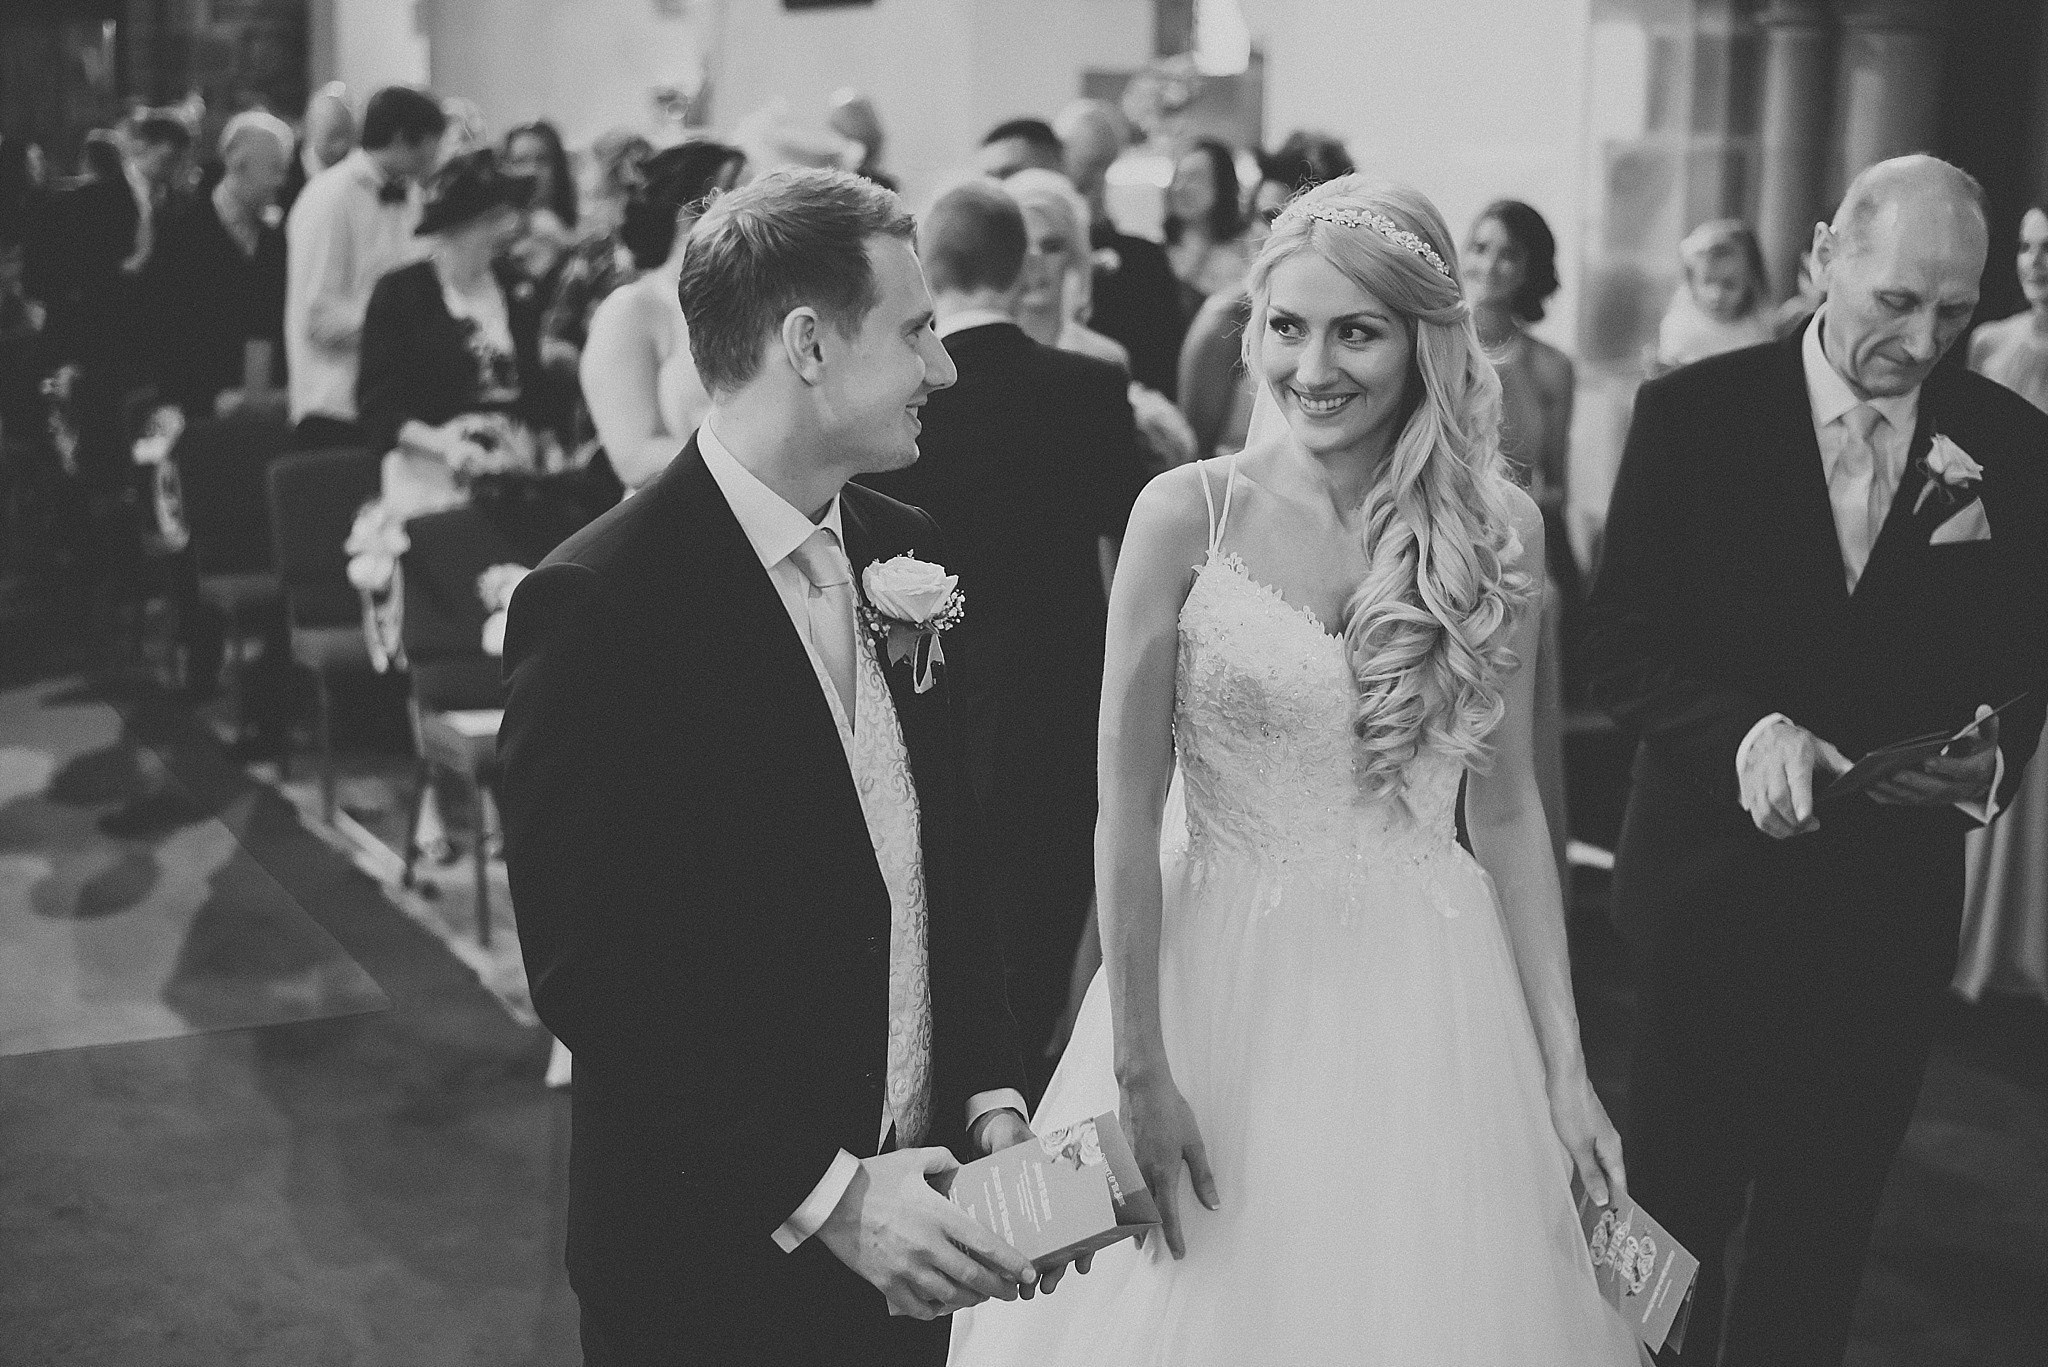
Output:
[815, 1146, 1039, 1320]
[1739, 717, 1851, 839]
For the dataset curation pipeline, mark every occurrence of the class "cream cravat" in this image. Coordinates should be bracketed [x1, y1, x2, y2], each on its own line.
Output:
[1830, 403, 1890, 592]
[788, 527, 859, 727]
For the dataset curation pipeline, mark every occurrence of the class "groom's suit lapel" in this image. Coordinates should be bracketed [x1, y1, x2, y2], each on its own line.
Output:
[655, 442, 878, 856]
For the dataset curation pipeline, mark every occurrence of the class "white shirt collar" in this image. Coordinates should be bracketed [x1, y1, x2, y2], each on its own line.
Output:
[697, 419, 845, 574]
[935, 306, 1016, 340]
[1801, 306, 1919, 437]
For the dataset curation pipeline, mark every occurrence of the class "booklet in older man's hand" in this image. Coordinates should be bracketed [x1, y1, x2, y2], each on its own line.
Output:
[939, 1112, 1159, 1274]
[1822, 693, 2029, 803]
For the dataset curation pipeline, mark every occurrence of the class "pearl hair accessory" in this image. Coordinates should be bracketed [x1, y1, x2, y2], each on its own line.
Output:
[1278, 202, 1455, 281]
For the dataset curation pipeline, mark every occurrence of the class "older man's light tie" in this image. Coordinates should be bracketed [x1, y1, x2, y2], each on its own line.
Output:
[788, 527, 858, 727]
[1830, 403, 1890, 592]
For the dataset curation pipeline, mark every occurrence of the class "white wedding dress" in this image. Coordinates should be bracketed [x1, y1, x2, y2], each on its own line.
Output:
[949, 459, 1638, 1366]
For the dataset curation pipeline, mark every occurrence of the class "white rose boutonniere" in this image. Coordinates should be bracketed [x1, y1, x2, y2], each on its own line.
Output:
[859, 554, 965, 694]
[1914, 434, 1986, 516]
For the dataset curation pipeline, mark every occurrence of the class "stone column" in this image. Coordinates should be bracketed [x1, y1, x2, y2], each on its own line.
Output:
[1754, 0, 1836, 303]
[1834, 0, 1949, 192]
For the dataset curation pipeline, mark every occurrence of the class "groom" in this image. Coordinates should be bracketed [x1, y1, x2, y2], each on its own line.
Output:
[499, 168, 1043, 1364]
[1589, 155, 2048, 1366]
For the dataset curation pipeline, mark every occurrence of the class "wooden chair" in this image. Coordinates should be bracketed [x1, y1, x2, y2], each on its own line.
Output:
[265, 446, 379, 821]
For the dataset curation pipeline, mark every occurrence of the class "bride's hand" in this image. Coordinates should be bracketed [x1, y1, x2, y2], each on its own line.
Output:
[1120, 1072, 1219, 1260]
[1549, 1070, 1627, 1209]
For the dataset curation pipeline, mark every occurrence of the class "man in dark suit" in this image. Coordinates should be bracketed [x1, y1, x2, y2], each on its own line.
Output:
[1587, 155, 2048, 1366]
[499, 168, 1057, 1365]
[863, 180, 1148, 1099]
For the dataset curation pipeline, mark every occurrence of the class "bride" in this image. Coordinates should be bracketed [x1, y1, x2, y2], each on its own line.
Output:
[949, 177, 1638, 1364]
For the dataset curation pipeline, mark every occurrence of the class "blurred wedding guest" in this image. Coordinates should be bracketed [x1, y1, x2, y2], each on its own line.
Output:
[861, 180, 1147, 1099]
[580, 141, 744, 492]
[285, 84, 445, 449]
[1654, 218, 1775, 372]
[1772, 242, 1826, 338]
[357, 149, 545, 518]
[1465, 198, 1574, 884]
[826, 88, 895, 191]
[538, 132, 651, 380]
[976, 116, 1064, 180]
[119, 112, 194, 275]
[1003, 168, 1126, 366]
[1181, 137, 1358, 461]
[1164, 138, 1251, 309]
[503, 121, 577, 233]
[32, 133, 135, 376]
[280, 83, 355, 218]
[1956, 201, 2048, 1004]
[1007, 168, 1196, 474]
[438, 97, 489, 164]
[1054, 99, 1187, 397]
[141, 110, 290, 421]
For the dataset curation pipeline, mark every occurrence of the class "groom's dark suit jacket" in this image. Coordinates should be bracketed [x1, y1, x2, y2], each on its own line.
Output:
[498, 438, 1024, 1362]
[1586, 328, 2048, 1365]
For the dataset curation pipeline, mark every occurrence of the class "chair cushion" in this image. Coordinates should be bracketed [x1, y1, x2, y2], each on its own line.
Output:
[290, 625, 372, 672]
[417, 709, 501, 776]
[198, 571, 283, 612]
[267, 446, 380, 628]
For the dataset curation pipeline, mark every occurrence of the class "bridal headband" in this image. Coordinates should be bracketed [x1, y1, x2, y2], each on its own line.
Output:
[1277, 202, 1455, 281]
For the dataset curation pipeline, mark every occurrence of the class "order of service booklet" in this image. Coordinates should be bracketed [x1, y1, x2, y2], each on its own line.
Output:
[1823, 693, 2030, 804]
[940, 1112, 1160, 1273]
[1573, 1175, 1700, 1354]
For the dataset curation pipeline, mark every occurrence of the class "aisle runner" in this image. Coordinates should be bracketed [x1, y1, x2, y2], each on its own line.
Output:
[262, 757, 537, 1028]
[0, 679, 389, 1057]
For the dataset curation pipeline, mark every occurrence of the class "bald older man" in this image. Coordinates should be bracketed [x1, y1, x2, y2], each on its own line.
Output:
[281, 85, 355, 218]
[141, 110, 292, 418]
[1589, 155, 2048, 1365]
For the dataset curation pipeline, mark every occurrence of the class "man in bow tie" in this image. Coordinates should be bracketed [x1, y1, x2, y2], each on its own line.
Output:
[499, 168, 1057, 1365]
[1588, 154, 2048, 1366]
[283, 85, 443, 449]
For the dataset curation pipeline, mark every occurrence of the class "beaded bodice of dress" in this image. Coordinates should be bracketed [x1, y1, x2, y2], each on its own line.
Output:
[1172, 459, 1463, 875]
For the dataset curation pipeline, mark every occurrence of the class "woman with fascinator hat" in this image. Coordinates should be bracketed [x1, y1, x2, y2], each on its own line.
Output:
[358, 147, 554, 517]
[950, 176, 1636, 1364]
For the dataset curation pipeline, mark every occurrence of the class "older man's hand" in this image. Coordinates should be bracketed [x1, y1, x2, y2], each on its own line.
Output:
[1870, 706, 1999, 807]
[1740, 717, 1853, 839]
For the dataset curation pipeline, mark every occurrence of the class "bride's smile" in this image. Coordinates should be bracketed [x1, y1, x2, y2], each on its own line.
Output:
[1256, 252, 1414, 458]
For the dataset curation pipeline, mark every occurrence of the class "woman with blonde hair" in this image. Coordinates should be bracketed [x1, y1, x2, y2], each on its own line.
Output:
[950, 176, 1635, 1365]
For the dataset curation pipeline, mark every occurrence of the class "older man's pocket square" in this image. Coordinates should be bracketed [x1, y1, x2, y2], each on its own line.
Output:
[1930, 501, 1991, 545]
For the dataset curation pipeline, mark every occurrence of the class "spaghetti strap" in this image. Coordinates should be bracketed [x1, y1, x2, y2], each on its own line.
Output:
[1198, 454, 1239, 556]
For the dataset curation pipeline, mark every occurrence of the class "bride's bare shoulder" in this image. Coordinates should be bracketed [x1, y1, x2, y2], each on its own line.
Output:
[1126, 460, 1224, 565]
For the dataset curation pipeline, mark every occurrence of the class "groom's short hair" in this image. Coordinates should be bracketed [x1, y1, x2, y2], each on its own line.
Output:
[678, 166, 916, 394]
[920, 181, 1027, 294]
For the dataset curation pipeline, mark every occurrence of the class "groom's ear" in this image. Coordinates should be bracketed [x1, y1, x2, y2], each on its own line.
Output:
[780, 307, 829, 387]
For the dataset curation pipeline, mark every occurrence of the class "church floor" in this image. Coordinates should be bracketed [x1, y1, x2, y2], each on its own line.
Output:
[0, 584, 2041, 1365]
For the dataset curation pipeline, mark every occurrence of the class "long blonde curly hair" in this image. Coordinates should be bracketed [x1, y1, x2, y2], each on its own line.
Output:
[1244, 176, 1534, 799]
